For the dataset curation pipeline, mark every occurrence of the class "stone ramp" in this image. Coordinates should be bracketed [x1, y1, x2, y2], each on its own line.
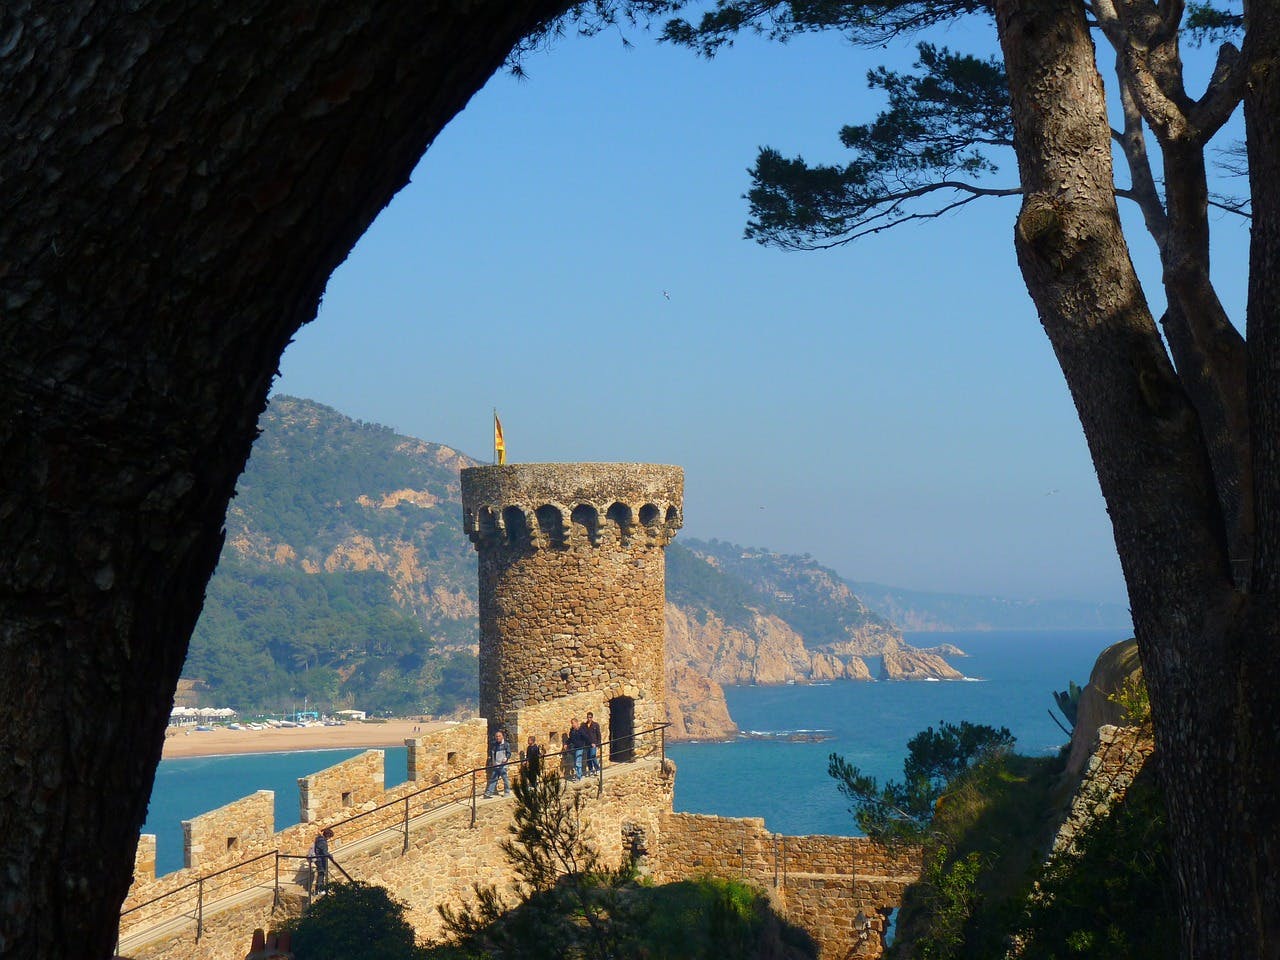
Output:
[116, 880, 293, 958]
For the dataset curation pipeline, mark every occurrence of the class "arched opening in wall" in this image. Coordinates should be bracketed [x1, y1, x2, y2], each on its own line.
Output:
[502, 506, 529, 546]
[536, 504, 565, 545]
[606, 502, 632, 537]
[570, 503, 598, 540]
[608, 696, 635, 762]
[639, 503, 660, 526]
[479, 507, 498, 539]
[880, 907, 897, 948]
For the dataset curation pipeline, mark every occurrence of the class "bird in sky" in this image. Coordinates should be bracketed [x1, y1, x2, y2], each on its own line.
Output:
[662, 290, 670, 300]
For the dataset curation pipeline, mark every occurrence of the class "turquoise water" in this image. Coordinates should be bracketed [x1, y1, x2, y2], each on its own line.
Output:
[143, 747, 408, 876]
[667, 630, 1121, 836]
[143, 630, 1122, 876]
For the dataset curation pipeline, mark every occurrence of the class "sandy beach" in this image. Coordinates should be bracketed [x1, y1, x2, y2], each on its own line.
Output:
[161, 719, 450, 759]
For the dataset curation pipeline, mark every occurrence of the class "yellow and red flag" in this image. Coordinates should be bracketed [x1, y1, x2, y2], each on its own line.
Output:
[494, 411, 506, 465]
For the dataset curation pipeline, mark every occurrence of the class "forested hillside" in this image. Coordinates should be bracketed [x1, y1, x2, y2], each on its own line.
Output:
[676, 538, 894, 648]
[188, 397, 480, 715]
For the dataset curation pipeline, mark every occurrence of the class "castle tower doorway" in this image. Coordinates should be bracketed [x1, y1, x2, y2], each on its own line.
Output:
[608, 696, 635, 762]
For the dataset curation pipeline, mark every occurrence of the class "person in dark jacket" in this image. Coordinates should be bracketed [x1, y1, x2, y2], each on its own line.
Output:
[583, 711, 603, 774]
[310, 828, 333, 893]
[524, 735, 543, 782]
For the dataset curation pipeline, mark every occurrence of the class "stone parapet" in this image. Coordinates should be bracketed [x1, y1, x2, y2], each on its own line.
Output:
[405, 718, 487, 786]
[461, 463, 683, 551]
[183, 790, 275, 871]
[298, 749, 384, 823]
[654, 812, 924, 959]
[134, 833, 157, 883]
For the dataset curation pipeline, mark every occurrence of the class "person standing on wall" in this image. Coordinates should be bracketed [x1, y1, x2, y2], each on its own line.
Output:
[584, 711, 602, 774]
[568, 718, 588, 781]
[483, 729, 511, 797]
[523, 734, 542, 783]
[311, 828, 333, 894]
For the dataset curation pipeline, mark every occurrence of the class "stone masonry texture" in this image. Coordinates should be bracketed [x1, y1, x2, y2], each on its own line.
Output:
[121, 752, 920, 960]
[461, 463, 683, 745]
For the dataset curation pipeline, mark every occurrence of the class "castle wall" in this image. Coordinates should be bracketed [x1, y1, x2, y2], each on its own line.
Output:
[342, 762, 676, 942]
[122, 890, 307, 960]
[406, 718, 487, 785]
[298, 749, 384, 823]
[183, 791, 275, 871]
[122, 728, 486, 936]
[121, 749, 922, 960]
[1050, 723, 1154, 858]
[653, 812, 924, 959]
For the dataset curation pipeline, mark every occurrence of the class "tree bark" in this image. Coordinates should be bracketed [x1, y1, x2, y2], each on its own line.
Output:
[994, 0, 1280, 955]
[0, 3, 572, 958]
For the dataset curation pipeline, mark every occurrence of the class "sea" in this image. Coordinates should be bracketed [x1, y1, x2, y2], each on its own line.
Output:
[142, 630, 1125, 877]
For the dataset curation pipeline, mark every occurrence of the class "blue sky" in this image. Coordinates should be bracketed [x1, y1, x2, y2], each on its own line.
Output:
[274, 11, 1250, 607]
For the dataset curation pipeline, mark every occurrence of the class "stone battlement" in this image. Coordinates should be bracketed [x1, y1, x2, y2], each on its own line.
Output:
[121, 750, 919, 960]
[461, 462, 683, 550]
[125, 720, 485, 895]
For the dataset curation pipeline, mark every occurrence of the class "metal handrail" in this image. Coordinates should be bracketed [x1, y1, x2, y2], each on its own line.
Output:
[118, 721, 670, 942]
[120, 848, 277, 919]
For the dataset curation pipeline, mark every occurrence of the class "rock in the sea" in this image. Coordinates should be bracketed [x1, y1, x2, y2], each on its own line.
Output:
[879, 635, 965, 680]
[664, 663, 739, 741]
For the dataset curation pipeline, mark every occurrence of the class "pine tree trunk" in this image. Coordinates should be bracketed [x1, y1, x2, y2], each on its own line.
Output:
[0, 3, 571, 957]
[994, 0, 1280, 955]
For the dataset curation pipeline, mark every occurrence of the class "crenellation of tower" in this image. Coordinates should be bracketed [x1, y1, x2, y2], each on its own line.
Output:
[461, 463, 683, 743]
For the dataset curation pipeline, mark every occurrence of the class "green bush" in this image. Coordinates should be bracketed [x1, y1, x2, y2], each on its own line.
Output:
[828, 720, 1016, 843]
[289, 882, 424, 960]
[1016, 765, 1176, 958]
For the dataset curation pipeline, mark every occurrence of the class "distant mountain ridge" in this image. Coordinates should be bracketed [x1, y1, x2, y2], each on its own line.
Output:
[669, 539, 963, 687]
[848, 581, 1133, 633]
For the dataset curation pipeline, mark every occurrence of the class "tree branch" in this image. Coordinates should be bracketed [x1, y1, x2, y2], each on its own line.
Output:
[1190, 41, 1245, 138]
[1207, 195, 1251, 218]
[748, 178, 1020, 250]
[1112, 51, 1171, 250]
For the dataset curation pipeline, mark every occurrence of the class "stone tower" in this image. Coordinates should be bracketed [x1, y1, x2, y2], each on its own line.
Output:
[461, 463, 683, 758]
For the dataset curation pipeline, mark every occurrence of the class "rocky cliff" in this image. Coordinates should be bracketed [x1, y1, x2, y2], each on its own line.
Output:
[879, 635, 965, 680]
[665, 605, 873, 685]
[671, 539, 963, 680]
[1064, 638, 1142, 774]
[665, 663, 739, 740]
